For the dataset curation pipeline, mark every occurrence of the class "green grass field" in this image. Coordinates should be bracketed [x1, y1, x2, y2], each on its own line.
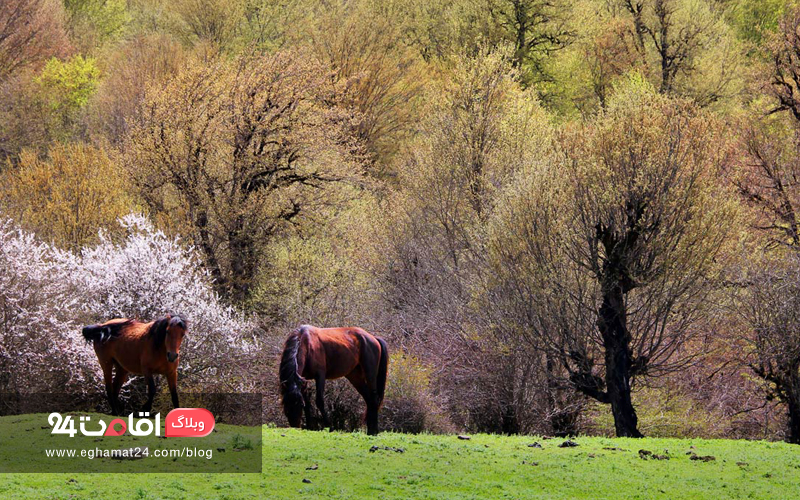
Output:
[1, 414, 799, 499]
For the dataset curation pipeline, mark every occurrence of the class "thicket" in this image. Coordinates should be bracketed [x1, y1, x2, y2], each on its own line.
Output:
[2, 0, 800, 440]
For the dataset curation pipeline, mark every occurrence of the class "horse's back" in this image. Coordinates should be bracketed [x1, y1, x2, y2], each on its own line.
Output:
[297, 326, 381, 380]
[87, 318, 154, 374]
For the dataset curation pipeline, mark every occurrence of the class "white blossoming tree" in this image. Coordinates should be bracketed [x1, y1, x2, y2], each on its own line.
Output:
[0, 218, 96, 399]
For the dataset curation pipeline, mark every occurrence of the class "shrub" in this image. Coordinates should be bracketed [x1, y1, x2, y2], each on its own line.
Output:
[382, 351, 451, 434]
[0, 143, 135, 251]
[0, 217, 97, 399]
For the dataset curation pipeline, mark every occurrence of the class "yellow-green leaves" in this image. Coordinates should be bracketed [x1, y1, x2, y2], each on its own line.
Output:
[1, 143, 136, 250]
[36, 55, 100, 113]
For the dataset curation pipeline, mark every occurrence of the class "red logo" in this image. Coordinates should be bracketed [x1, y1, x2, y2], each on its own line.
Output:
[104, 418, 127, 436]
[165, 408, 215, 437]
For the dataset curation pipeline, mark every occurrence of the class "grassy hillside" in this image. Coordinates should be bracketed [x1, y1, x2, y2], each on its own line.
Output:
[0, 414, 799, 499]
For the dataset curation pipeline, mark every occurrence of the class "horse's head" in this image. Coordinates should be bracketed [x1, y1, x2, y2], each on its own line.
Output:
[164, 315, 187, 363]
[280, 380, 305, 427]
[279, 333, 306, 427]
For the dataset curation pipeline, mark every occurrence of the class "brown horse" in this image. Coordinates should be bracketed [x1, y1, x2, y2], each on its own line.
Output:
[279, 325, 389, 435]
[82, 315, 187, 415]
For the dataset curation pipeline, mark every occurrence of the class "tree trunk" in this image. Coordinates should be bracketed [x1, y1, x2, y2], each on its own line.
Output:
[228, 216, 256, 303]
[513, 1, 527, 70]
[605, 341, 642, 437]
[500, 355, 520, 434]
[195, 210, 226, 291]
[598, 281, 643, 438]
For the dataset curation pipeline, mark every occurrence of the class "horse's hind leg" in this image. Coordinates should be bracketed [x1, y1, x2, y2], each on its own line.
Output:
[315, 376, 330, 430]
[101, 362, 116, 415]
[359, 338, 384, 435]
[364, 394, 380, 436]
[111, 365, 128, 415]
[347, 370, 380, 436]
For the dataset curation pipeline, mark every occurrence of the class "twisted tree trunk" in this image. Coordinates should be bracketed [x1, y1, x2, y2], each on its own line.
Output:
[598, 280, 642, 438]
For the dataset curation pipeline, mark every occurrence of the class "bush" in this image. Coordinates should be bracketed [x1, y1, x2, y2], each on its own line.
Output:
[322, 379, 365, 432]
[0, 217, 97, 399]
[382, 351, 451, 434]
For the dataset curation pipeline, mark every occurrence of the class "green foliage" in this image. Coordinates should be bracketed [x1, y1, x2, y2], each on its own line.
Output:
[64, 0, 130, 46]
[170, 0, 245, 47]
[727, 0, 787, 45]
[36, 55, 100, 114]
[486, 0, 576, 86]
[249, 188, 383, 324]
[231, 433, 254, 450]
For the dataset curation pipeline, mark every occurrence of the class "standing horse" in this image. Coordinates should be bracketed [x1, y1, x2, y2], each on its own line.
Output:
[81, 315, 187, 415]
[280, 325, 389, 435]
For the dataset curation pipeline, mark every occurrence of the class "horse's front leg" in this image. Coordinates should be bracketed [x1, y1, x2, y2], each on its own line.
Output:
[166, 369, 179, 409]
[301, 382, 314, 429]
[315, 376, 330, 430]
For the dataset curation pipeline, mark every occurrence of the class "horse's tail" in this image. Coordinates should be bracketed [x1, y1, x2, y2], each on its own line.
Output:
[279, 329, 306, 426]
[81, 324, 112, 344]
[376, 337, 389, 407]
[81, 320, 131, 344]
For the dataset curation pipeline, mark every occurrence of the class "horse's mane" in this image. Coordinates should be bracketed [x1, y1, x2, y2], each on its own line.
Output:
[279, 328, 307, 417]
[146, 314, 187, 347]
[279, 332, 302, 387]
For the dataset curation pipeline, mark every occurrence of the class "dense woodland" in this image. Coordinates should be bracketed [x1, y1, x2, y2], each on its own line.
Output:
[3, 0, 800, 442]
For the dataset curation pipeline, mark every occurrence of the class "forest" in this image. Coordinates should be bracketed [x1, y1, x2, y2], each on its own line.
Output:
[2, 0, 800, 444]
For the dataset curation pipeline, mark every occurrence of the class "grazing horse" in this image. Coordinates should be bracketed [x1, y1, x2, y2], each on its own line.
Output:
[280, 325, 389, 435]
[81, 315, 187, 415]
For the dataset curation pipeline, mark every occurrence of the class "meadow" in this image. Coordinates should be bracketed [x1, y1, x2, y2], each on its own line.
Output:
[0, 414, 798, 500]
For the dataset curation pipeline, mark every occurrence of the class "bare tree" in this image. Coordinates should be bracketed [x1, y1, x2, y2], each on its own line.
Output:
[488, 85, 738, 437]
[737, 125, 800, 250]
[311, 4, 424, 175]
[585, 18, 642, 109]
[731, 11, 800, 441]
[738, 255, 800, 443]
[768, 8, 800, 122]
[0, 0, 69, 81]
[125, 51, 364, 302]
[488, 0, 575, 85]
[87, 34, 185, 146]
